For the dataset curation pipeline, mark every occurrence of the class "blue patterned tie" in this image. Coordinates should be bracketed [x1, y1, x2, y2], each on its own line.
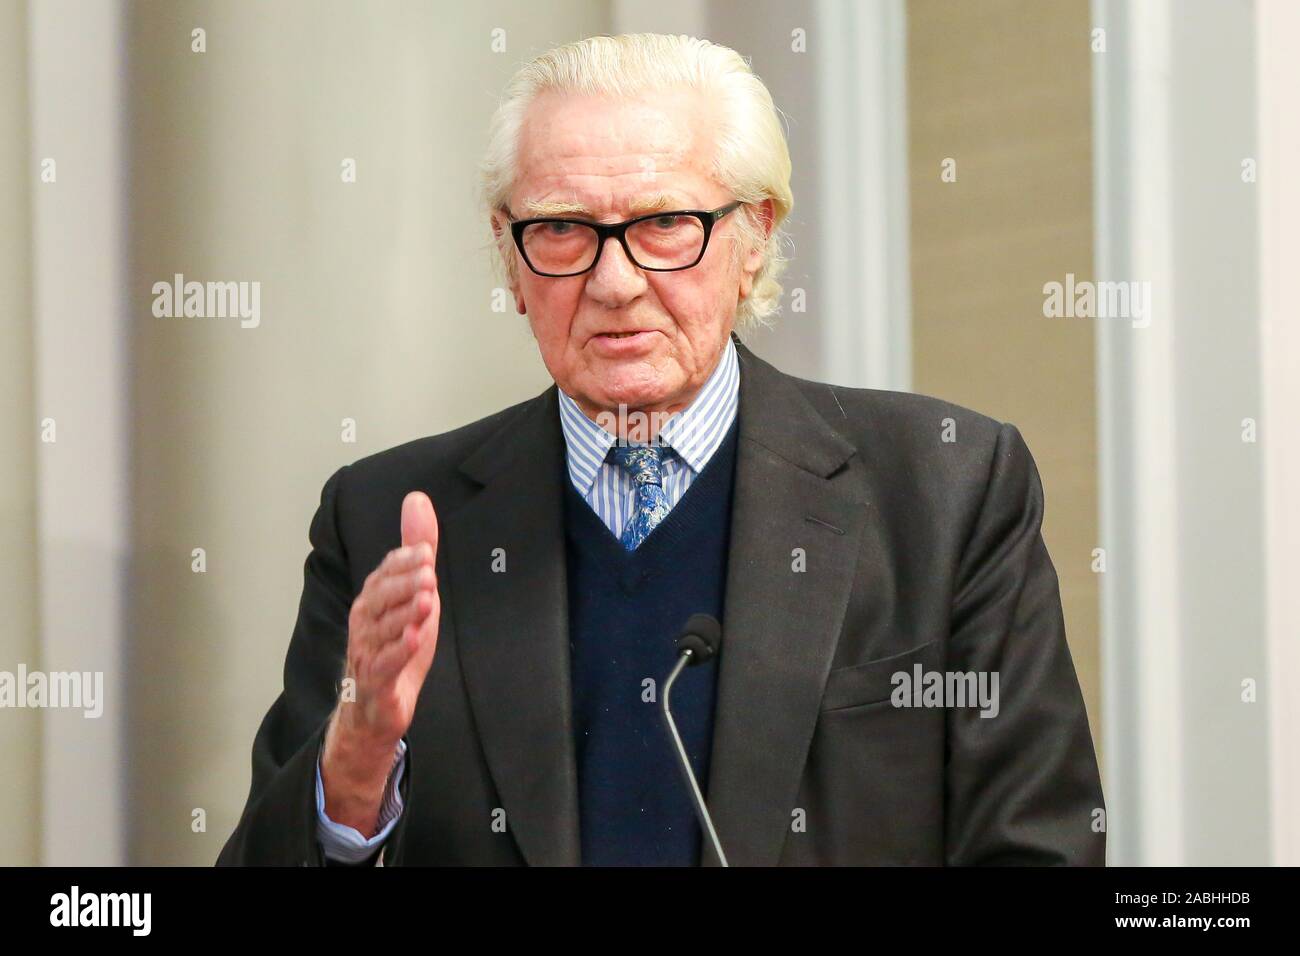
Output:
[613, 442, 670, 550]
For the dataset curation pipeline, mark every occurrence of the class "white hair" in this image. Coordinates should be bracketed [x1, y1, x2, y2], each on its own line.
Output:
[479, 33, 794, 331]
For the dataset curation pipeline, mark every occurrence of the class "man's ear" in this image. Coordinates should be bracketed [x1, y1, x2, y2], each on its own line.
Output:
[752, 197, 776, 239]
[739, 198, 776, 298]
[489, 211, 527, 314]
[742, 198, 775, 272]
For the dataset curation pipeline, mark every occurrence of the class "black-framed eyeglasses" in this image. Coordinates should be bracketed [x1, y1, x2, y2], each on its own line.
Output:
[503, 200, 744, 277]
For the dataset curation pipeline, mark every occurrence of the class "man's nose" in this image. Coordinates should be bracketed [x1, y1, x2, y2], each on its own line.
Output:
[584, 236, 646, 303]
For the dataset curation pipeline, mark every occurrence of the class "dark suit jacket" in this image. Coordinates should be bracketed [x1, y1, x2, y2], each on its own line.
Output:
[218, 336, 1105, 866]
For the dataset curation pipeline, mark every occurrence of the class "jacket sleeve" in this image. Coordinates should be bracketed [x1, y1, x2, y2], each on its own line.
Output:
[217, 465, 362, 866]
[944, 423, 1106, 865]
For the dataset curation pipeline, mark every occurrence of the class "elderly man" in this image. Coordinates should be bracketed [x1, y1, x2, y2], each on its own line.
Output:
[219, 33, 1104, 867]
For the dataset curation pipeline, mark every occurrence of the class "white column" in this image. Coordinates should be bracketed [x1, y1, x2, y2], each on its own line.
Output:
[28, 0, 129, 865]
[813, 0, 911, 390]
[1258, 0, 1300, 868]
[1091, 0, 1183, 867]
[0, 0, 42, 869]
[1093, 0, 1270, 865]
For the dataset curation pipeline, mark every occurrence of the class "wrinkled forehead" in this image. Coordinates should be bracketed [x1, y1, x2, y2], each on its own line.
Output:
[512, 88, 721, 219]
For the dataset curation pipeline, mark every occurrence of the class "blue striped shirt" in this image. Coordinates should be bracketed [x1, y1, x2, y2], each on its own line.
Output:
[556, 337, 741, 539]
[315, 337, 740, 862]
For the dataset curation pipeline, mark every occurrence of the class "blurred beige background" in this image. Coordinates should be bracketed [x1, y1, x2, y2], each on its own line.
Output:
[2, 0, 1296, 866]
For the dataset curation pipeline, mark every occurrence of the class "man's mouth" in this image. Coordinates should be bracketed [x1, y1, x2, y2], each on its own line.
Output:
[589, 329, 659, 353]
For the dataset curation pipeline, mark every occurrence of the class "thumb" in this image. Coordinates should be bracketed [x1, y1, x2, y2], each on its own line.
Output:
[400, 491, 439, 553]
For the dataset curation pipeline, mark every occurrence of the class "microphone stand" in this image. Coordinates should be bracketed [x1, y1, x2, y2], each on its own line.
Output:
[661, 649, 729, 868]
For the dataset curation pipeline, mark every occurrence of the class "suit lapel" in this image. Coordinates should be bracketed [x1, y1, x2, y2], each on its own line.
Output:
[442, 389, 580, 866]
[703, 338, 877, 866]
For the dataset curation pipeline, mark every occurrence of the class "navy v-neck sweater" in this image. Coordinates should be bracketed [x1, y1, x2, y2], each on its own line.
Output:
[561, 418, 739, 866]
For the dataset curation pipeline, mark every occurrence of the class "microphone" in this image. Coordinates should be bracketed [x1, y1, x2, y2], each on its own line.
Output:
[661, 613, 728, 867]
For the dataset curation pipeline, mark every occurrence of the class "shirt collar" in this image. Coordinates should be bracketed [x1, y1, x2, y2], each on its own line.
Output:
[556, 336, 741, 497]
